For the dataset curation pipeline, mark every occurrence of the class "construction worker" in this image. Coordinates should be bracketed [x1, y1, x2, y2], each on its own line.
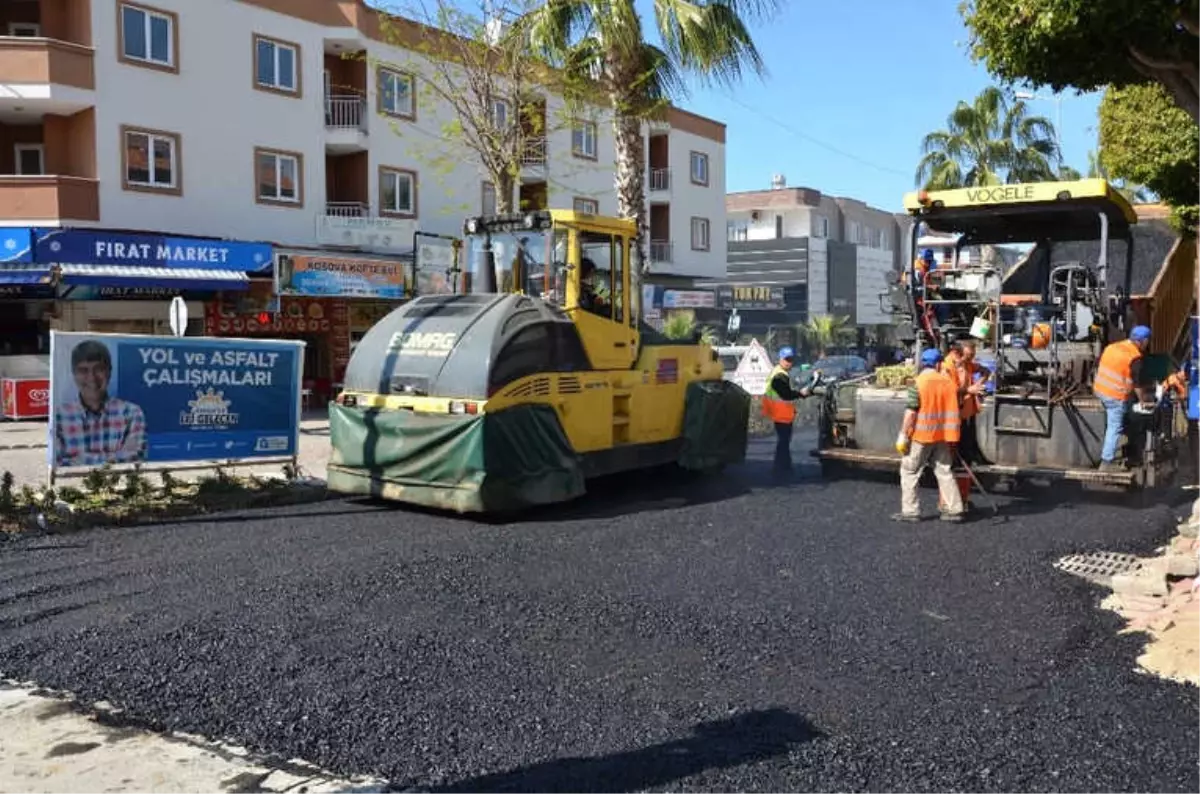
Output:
[1093, 325, 1155, 471]
[761, 346, 813, 475]
[894, 348, 965, 523]
[944, 339, 991, 465]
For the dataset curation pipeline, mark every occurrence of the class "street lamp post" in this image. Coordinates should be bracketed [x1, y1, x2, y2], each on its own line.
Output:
[1015, 90, 1064, 151]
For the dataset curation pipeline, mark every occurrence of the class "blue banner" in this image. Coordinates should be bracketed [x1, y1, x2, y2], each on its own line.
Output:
[0, 228, 33, 263]
[36, 229, 273, 272]
[49, 332, 303, 468]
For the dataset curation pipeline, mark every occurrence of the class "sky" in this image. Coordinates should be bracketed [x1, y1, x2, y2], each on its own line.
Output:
[665, 0, 1103, 212]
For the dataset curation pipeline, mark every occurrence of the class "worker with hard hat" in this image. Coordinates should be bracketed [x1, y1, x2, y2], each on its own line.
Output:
[1093, 325, 1155, 471]
[944, 339, 991, 465]
[894, 348, 965, 522]
[761, 346, 813, 476]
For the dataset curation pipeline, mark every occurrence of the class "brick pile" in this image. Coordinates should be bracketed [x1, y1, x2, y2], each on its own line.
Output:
[1102, 500, 1200, 687]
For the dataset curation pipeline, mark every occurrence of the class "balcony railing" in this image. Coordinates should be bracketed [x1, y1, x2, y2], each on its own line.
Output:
[325, 94, 366, 130]
[649, 240, 672, 263]
[521, 137, 547, 165]
[649, 168, 671, 192]
[0, 175, 99, 221]
[0, 38, 95, 91]
[326, 201, 369, 217]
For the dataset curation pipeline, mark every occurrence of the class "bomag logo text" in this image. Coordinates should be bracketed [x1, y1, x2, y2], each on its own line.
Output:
[388, 331, 458, 357]
[966, 185, 1035, 203]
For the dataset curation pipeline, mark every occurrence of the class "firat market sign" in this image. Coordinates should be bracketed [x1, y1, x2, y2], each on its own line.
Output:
[34, 230, 272, 271]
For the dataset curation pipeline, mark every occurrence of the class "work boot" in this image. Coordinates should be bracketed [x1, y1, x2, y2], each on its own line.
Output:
[891, 512, 920, 523]
[1098, 460, 1127, 473]
[939, 512, 965, 523]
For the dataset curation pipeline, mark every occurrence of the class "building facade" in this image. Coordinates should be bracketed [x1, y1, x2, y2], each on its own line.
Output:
[0, 0, 727, 413]
[717, 180, 903, 350]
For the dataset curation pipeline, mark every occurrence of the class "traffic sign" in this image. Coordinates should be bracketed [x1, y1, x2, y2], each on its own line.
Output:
[168, 296, 188, 337]
[732, 338, 773, 395]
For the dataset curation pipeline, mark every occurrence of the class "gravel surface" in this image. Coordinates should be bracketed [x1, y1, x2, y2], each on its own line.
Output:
[0, 450, 1195, 792]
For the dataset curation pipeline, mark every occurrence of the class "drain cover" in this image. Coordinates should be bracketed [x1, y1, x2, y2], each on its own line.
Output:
[1054, 552, 1144, 585]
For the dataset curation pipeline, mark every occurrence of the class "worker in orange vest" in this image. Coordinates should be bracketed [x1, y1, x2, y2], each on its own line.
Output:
[1093, 325, 1155, 471]
[944, 339, 992, 465]
[761, 346, 813, 476]
[894, 348, 965, 523]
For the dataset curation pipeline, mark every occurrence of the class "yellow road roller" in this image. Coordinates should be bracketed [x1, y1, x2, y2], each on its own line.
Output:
[327, 210, 750, 514]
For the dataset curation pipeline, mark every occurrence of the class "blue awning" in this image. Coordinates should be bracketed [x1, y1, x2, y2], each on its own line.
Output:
[0, 264, 53, 285]
[59, 264, 250, 291]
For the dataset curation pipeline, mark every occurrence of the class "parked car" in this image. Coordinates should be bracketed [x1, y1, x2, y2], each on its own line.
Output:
[812, 354, 871, 382]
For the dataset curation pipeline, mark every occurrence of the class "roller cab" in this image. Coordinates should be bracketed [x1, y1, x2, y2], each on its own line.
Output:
[328, 210, 750, 514]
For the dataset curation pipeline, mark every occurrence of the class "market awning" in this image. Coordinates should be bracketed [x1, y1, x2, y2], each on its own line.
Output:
[0, 264, 53, 285]
[58, 265, 250, 291]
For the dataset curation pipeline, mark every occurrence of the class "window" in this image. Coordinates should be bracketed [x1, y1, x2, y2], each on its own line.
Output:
[573, 197, 599, 214]
[119, 2, 176, 71]
[8, 23, 40, 36]
[379, 167, 416, 217]
[571, 121, 597, 159]
[482, 181, 496, 215]
[847, 220, 859, 245]
[14, 144, 44, 176]
[122, 127, 180, 193]
[691, 217, 710, 251]
[254, 35, 300, 95]
[689, 151, 709, 186]
[813, 215, 829, 238]
[490, 99, 510, 129]
[377, 67, 415, 119]
[255, 147, 302, 206]
[775, 214, 784, 239]
[727, 219, 749, 242]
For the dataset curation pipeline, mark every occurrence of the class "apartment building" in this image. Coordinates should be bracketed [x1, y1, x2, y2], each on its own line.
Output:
[716, 178, 903, 348]
[0, 0, 726, 405]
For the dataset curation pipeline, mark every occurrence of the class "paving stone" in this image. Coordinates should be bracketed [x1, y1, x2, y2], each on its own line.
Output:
[1112, 568, 1169, 598]
[1166, 554, 1200, 578]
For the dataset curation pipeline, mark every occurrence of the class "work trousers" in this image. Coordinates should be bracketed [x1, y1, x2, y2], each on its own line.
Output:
[1098, 395, 1127, 463]
[899, 440, 964, 517]
[774, 421, 794, 471]
[958, 416, 986, 464]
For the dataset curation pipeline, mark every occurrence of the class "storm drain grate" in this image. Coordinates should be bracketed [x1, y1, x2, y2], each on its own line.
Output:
[1054, 552, 1144, 586]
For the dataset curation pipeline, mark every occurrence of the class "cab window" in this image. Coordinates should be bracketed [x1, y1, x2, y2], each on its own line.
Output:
[579, 231, 617, 319]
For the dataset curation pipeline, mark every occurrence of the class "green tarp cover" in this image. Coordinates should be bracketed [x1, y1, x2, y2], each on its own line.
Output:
[327, 403, 585, 514]
[678, 380, 751, 471]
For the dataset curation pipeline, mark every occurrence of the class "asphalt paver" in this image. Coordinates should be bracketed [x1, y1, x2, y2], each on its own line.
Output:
[0, 456, 1195, 792]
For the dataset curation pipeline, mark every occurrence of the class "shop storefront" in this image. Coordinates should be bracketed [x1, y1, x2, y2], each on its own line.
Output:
[205, 282, 352, 407]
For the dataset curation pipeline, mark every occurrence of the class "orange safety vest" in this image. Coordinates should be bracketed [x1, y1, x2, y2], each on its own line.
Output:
[1093, 339, 1142, 401]
[911, 368, 961, 445]
[761, 364, 797, 423]
[945, 351, 984, 420]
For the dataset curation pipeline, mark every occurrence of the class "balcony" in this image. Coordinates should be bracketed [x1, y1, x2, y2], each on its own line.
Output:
[0, 37, 94, 116]
[0, 175, 98, 221]
[324, 93, 367, 153]
[325, 201, 369, 218]
[521, 137, 547, 167]
[649, 167, 671, 192]
[649, 240, 673, 263]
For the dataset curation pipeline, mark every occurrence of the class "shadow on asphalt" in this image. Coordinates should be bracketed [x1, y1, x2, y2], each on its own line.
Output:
[422, 708, 823, 793]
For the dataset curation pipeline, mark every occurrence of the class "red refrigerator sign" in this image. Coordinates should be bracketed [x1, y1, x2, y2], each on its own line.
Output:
[2, 378, 51, 420]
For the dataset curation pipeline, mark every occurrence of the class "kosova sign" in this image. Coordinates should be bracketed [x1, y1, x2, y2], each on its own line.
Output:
[48, 331, 304, 469]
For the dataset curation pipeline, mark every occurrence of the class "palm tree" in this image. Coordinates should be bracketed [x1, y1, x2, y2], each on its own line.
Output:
[1058, 150, 1152, 203]
[803, 314, 851, 358]
[523, 0, 777, 273]
[916, 87, 1060, 189]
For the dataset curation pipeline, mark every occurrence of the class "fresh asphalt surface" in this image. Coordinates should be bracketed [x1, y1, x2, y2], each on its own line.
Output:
[0, 435, 1196, 792]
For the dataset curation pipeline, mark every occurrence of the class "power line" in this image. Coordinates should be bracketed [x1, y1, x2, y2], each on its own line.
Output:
[722, 95, 912, 178]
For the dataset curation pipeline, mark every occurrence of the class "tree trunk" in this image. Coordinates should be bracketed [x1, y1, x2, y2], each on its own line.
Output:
[611, 106, 648, 285]
[1128, 48, 1200, 123]
[496, 170, 516, 214]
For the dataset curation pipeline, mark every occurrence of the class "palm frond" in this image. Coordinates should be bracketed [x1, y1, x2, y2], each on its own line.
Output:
[652, 0, 768, 88]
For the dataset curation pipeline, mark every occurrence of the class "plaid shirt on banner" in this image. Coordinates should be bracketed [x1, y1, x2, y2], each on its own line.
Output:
[54, 397, 148, 467]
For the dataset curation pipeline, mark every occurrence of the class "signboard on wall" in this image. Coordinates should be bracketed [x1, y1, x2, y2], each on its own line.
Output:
[716, 285, 786, 311]
[276, 253, 408, 299]
[662, 290, 716, 309]
[35, 230, 272, 271]
[315, 215, 415, 252]
[48, 331, 303, 469]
